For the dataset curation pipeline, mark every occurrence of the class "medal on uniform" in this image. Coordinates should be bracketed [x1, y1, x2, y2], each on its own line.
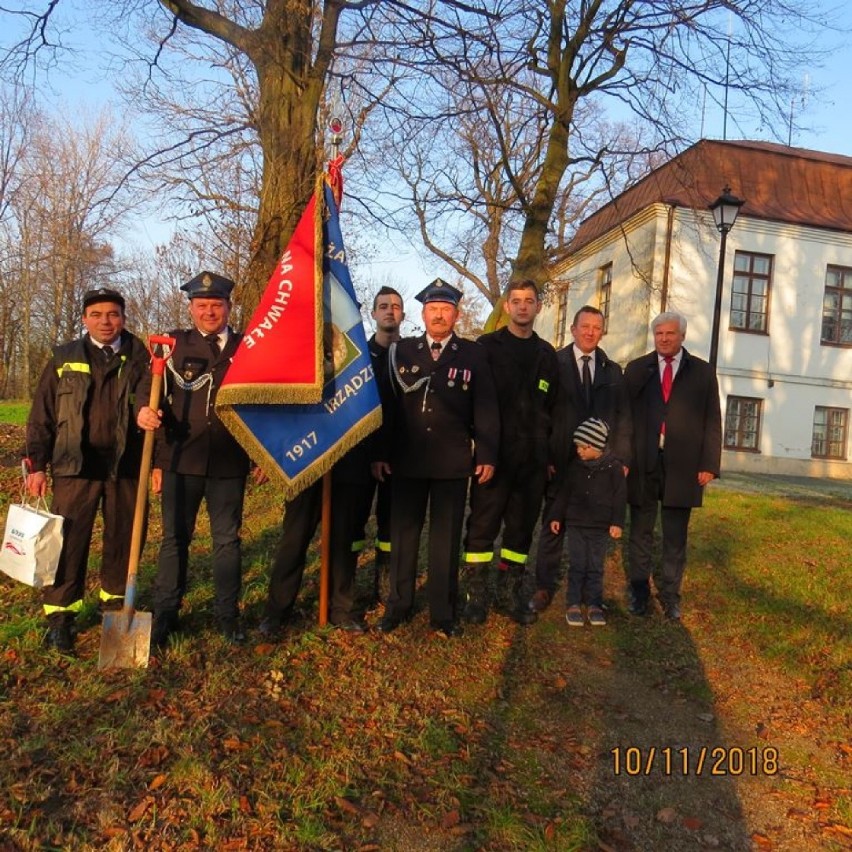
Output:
[412, 365, 419, 374]
[447, 367, 457, 387]
[462, 368, 471, 390]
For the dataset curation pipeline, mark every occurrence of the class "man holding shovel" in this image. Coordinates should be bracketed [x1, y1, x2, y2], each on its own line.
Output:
[137, 271, 260, 648]
[25, 288, 149, 654]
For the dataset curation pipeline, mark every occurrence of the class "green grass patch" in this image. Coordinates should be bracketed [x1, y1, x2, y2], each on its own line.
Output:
[0, 456, 849, 849]
[0, 400, 30, 425]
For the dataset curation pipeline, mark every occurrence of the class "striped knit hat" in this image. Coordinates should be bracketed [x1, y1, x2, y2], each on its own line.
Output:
[573, 417, 609, 450]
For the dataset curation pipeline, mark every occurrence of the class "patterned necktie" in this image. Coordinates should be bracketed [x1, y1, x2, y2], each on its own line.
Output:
[205, 333, 221, 357]
[581, 355, 592, 406]
[103, 346, 115, 362]
[430, 341, 442, 361]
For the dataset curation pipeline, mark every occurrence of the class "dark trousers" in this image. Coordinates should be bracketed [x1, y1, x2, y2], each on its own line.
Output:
[265, 478, 371, 623]
[628, 457, 691, 609]
[154, 472, 245, 619]
[43, 476, 138, 613]
[464, 462, 546, 567]
[533, 493, 565, 594]
[386, 476, 468, 625]
[564, 526, 609, 608]
[352, 477, 392, 556]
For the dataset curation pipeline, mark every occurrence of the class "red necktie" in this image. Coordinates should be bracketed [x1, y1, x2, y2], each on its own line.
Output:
[660, 356, 674, 445]
[661, 356, 674, 403]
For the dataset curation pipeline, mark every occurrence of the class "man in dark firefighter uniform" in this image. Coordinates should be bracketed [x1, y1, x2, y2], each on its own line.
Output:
[460, 280, 558, 625]
[528, 305, 632, 613]
[25, 288, 149, 653]
[375, 279, 499, 638]
[137, 271, 257, 647]
[350, 287, 404, 604]
[257, 287, 404, 637]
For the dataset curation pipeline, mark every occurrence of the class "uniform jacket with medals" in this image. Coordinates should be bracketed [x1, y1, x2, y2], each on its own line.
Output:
[379, 332, 500, 479]
[142, 328, 250, 478]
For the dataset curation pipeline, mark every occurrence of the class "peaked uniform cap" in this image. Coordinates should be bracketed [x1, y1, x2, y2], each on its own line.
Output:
[415, 278, 463, 306]
[573, 417, 609, 450]
[181, 271, 236, 300]
[83, 288, 125, 310]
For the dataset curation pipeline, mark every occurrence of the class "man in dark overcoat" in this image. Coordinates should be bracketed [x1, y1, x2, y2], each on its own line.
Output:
[374, 279, 499, 638]
[624, 310, 722, 620]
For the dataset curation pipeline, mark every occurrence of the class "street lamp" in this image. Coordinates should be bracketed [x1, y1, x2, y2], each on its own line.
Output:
[708, 186, 745, 368]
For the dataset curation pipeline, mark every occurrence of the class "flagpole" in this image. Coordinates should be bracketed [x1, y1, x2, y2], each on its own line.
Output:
[317, 115, 345, 627]
[318, 472, 331, 626]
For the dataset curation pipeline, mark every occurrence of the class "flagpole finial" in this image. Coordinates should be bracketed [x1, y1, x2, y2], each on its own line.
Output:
[327, 116, 345, 206]
[328, 116, 344, 160]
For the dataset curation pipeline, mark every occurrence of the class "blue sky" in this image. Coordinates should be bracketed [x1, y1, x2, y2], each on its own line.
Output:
[27, 2, 852, 309]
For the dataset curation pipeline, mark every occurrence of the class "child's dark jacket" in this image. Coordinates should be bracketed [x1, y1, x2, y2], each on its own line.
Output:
[546, 451, 627, 529]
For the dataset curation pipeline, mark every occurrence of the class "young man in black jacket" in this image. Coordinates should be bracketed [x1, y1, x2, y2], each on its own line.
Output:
[460, 280, 558, 625]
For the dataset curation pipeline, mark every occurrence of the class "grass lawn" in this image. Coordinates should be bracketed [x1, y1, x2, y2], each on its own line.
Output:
[0, 430, 849, 850]
[0, 400, 30, 426]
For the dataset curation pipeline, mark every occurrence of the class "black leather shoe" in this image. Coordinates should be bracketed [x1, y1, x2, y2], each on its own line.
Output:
[377, 615, 402, 633]
[258, 615, 286, 639]
[45, 622, 75, 654]
[218, 617, 246, 644]
[664, 604, 682, 621]
[510, 607, 538, 626]
[331, 619, 367, 634]
[528, 589, 553, 613]
[628, 598, 648, 616]
[151, 611, 178, 649]
[430, 620, 464, 638]
[462, 601, 487, 625]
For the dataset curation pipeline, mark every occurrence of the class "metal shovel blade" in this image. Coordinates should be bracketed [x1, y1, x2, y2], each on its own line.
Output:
[98, 610, 152, 669]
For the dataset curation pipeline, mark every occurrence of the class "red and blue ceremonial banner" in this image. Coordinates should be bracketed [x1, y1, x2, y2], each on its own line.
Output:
[216, 167, 382, 498]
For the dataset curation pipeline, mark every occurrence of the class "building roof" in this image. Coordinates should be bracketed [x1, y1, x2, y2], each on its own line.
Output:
[569, 139, 852, 254]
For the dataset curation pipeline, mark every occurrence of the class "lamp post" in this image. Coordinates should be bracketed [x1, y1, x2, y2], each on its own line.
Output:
[707, 186, 745, 368]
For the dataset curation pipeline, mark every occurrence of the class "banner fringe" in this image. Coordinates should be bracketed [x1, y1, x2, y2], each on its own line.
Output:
[217, 384, 322, 406]
[217, 404, 382, 500]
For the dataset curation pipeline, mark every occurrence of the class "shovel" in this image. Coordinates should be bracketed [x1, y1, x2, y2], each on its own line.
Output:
[99, 335, 175, 669]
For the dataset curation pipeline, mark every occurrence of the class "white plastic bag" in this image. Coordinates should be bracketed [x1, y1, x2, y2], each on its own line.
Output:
[0, 477, 64, 588]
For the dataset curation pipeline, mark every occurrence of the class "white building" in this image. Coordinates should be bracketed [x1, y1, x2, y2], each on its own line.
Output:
[537, 139, 852, 479]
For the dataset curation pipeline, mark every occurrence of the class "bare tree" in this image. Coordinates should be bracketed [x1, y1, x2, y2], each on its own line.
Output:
[0, 102, 143, 393]
[364, 0, 835, 295]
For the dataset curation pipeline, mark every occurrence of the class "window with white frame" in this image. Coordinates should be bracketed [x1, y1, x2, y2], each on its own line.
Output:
[821, 265, 852, 346]
[598, 263, 612, 334]
[730, 251, 771, 332]
[724, 396, 762, 451]
[555, 289, 569, 348]
[812, 407, 848, 460]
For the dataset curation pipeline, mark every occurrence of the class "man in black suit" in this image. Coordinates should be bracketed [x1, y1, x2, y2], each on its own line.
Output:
[624, 311, 722, 620]
[528, 305, 631, 613]
[137, 271, 262, 646]
[374, 279, 499, 638]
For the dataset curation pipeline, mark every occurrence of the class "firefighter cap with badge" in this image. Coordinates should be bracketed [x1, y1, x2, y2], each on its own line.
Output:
[414, 278, 463, 306]
[180, 271, 236, 300]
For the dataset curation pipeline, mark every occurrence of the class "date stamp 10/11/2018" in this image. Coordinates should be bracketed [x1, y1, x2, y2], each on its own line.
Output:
[610, 746, 779, 777]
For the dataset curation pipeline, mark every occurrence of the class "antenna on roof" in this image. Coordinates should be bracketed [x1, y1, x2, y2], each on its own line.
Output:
[722, 14, 732, 141]
[787, 73, 810, 147]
